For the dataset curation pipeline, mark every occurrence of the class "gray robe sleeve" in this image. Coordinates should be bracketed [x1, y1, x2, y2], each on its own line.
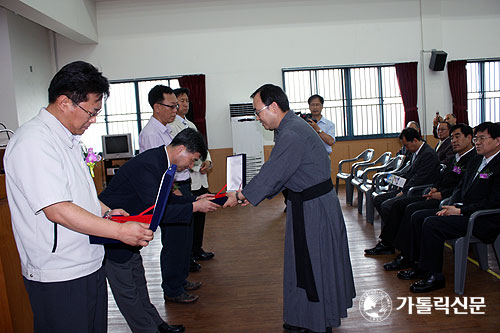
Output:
[242, 129, 305, 206]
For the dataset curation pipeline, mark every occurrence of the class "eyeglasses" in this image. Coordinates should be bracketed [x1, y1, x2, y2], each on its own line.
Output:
[158, 102, 179, 110]
[309, 103, 323, 107]
[472, 135, 492, 143]
[255, 105, 269, 117]
[69, 97, 102, 118]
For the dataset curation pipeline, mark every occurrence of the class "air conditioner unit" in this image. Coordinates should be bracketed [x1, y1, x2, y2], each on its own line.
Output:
[229, 103, 264, 185]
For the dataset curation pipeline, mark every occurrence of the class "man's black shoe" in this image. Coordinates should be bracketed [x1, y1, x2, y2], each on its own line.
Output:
[410, 274, 445, 293]
[397, 268, 427, 280]
[193, 249, 215, 261]
[158, 322, 185, 332]
[364, 241, 395, 255]
[283, 322, 307, 332]
[189, 259, 201, 272]
[383, 254, 413, 271]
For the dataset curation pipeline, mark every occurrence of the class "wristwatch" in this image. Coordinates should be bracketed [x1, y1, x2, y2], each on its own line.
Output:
[236, 191, 244, 204]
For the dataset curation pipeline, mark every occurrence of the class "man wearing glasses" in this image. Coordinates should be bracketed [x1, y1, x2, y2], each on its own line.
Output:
[435, 121, 454, 164]
[4, 61, 153, 332]
[306, 94, 335, 155]
[225, 84, 355, 332]
[139, 85, 179, 153]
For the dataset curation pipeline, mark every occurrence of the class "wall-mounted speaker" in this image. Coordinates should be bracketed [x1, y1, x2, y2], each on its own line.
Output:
[429, 50, 448, 71]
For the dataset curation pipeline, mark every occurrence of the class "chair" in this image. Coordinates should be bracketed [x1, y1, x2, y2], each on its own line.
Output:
[335, 148, 374, 205]
[351, 152, 392, 210]
[361, 155, 405, 224]
[446, 208, 500, 294]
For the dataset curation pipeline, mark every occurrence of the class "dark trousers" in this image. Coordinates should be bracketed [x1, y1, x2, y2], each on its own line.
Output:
[105, 254, 164, 333]
[373, 190, 400, 241]
[192, 186, 209, 254]
[393, 199, 441, 256]
[160, 182, 193, 297]
[378, 195, 427, 246]
[23, 267, 107, 333]
[418, 214, 471, 273]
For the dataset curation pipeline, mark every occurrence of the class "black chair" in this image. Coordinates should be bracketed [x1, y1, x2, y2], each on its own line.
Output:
[361, 155, 405, 224]
[351, 152, 392, 210]
[336, 149, 374, 205]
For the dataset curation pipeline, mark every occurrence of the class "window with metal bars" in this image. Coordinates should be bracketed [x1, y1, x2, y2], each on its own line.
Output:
[81, 77, 180, 153]
[282, 65, 404, 139]
[467, 60, 500, 127]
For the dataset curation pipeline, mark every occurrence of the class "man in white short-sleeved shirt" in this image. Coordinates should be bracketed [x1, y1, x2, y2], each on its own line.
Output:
[139, 85, 178, 153]
[4, 61, 153, 333]
[306, 94, 336, 155]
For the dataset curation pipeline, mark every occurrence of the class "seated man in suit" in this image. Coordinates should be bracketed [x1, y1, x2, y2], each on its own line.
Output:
[408, 122, 500, 293]
[435, 121, 454, 164]
[99, 128, 221, 332]
[433, 113, 457, 138]
[365, 127, 440, 255]
[382, 124, 476, 272]
[396, 121, 420, 165]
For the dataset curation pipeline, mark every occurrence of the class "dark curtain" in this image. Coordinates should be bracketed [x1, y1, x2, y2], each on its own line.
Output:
[178, 74, 207, 142]
[447, 60, 468, 124]
[395, 62, 419, 126]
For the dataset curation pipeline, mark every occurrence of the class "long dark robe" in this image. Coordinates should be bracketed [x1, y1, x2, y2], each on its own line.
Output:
[242, 111, 355, 331]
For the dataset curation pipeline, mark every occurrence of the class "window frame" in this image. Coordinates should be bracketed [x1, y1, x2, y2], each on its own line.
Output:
[282, 63, 404, 141]
[466, 58, 500, 127]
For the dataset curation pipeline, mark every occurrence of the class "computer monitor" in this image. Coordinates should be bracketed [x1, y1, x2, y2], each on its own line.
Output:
[101, 133, 134, 160]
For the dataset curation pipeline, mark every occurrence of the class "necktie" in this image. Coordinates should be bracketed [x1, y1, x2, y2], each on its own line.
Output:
[436, 140, 442, 152]
[475, 158, 488, 179]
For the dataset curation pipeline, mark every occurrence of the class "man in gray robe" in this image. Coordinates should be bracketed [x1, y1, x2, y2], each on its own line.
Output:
[224, 84, 355, 332]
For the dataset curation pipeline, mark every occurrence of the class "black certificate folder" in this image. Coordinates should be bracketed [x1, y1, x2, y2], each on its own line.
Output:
[89, 165, 177, 244]
[227, 154, 246, 191]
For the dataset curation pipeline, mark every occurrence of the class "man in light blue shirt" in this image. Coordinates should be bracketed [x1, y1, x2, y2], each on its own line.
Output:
[306, 94, 335, 154]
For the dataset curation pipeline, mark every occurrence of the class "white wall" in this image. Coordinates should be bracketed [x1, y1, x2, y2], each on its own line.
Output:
[0, 8, 18, 135]
[6, 9, 53, 125]
[0, 0, 98, 43]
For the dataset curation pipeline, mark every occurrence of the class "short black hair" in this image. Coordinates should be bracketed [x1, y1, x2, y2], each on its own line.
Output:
[170, 128, 207, 160]
[250, 84, 290, 112]
[174, 87, 190, 97]
[48, 61, 109, 104]
[307, 94, 324, 105]
[399, 127, 422, 142]
[474, 121, 500, 139]
[450, 123, 473, 137]
[148, 85, 175, 108]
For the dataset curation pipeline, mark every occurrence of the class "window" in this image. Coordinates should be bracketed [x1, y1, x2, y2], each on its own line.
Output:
[81, 77, 180, 153]
[283, 65, 404, 139]
[467, 60, 500, 127]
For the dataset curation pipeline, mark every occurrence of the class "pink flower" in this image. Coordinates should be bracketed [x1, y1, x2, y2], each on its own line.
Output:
[85, 148, 102, 164]
[452, 166, 462, 174]
[479, 173, 489, 179]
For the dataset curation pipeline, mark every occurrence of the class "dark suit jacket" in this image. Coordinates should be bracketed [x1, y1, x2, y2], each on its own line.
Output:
[434, 148, 477, 199]
[401, 142, 441, 194]
[449, 151, 500, 243]
[435, 137, 454, 164]
[99, 146, 195, 262]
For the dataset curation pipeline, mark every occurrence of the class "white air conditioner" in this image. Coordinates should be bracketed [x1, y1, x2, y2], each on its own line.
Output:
[230, 103, 264, 185]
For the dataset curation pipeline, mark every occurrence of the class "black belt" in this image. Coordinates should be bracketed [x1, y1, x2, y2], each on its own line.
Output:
[175, 179, 192, 185]
[287, 178, 333, 302]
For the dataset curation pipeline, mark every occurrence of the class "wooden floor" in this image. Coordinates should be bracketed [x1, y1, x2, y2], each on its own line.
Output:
[108, 188, 500, 332]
